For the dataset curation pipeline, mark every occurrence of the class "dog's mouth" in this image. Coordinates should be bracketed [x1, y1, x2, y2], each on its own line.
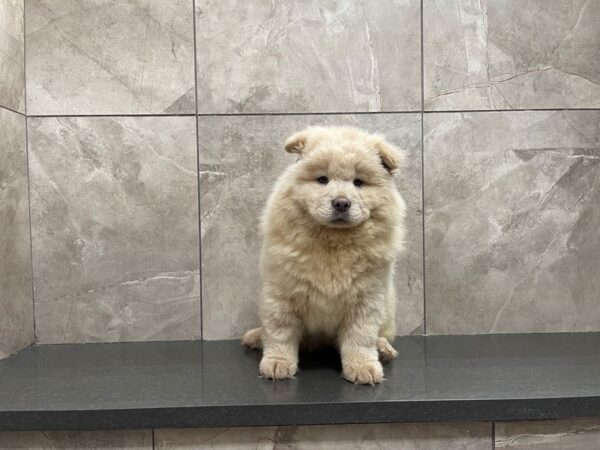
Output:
[329, 216, 352, 226]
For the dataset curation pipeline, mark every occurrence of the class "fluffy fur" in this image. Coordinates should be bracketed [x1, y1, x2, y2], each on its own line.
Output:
[242, 126, 406, 384]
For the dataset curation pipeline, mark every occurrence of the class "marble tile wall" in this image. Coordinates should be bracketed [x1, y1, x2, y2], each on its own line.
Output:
[155, 423, 492, 449]
[2, 419, 600, 448]
[0, 0, 596, 346]
[0, 423, 492, 449]
[0, 0, 32, 360]
[424, 0, 600, 110]
[0, 108, 33, 359]
[3, 419, 600, 449]
[28, 116, 200, 343]
[495, 417, 600, 449]
[424, 111, 600, 335]
[0, 429, 152, 449]
[25, 0, 196, 115]
[195, 0, 421, 113]
[0, 0, 25, 113]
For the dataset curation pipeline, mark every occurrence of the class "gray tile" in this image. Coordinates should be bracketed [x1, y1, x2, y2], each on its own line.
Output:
[199, 114, 423, 340]
[496, 417, 600, 449]
[195, 0, 421, 113]
[29, 116, 200, 344]
[26, 0, 195, 115]
[0, 0, 24, 112]
[155, 427, 278, 449]
[424, 111, 600, 334]
[156, 423, 491, 449]
[274, 423, 492, 449]
[424, 0, 600, 110]
[0, 108, 33, 359]
[0, 430, 152, 449]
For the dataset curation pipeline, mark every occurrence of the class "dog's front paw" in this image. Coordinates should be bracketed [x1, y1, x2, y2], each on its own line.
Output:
[259, 356, 297, 380]
[343, 360, 384, 385]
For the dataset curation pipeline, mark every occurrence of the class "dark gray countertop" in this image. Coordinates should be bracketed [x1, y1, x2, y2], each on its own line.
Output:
[1, 333, 599, 430]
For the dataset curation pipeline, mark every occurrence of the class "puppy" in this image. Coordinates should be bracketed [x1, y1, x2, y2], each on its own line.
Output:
[243, 126, 406, 385]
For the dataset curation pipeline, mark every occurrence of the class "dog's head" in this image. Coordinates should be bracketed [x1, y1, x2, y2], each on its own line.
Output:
[282, 126, 404, 229]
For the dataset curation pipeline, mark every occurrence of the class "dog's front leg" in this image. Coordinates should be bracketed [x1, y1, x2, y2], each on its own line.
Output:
[339, 305, 383, 385]
[259, 298, 301, 380]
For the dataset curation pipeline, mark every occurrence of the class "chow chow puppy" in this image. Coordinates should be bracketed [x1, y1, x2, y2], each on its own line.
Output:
[242, 126, 406, 385]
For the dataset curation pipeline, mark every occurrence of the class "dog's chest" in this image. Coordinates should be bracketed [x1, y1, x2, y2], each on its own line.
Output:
[290, 246, 375, 298]
[302, 296, 343, 333]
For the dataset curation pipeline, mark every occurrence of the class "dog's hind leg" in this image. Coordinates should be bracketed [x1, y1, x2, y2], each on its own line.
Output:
[378, 278, 398, 361]
[377, 336, 398, 361]
[242, 327, 263, 349]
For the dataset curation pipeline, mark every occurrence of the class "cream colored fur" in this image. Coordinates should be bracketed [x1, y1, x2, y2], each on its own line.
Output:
[242, 126, 406, 385]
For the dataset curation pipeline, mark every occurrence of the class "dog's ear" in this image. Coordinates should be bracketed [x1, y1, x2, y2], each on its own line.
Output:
[373, 137, 405, 175]
[284, 130, 309, 154]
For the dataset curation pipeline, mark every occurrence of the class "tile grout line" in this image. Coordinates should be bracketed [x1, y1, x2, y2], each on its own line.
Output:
[420, 0, 427, 336]
[23, 0, 38, 344]
[423, 107, 600, 113]
[23, 0, 27, 118]
[25, 111, 421, 118]
[24, 116, 37, 344]
[22, 107, 600, 120]
[27, 113, 199, 118]
[195, 111, 421, 115]
[0, 103, 26, 117]
[21, 107, 600, 120]
[192, 0, 203, 340]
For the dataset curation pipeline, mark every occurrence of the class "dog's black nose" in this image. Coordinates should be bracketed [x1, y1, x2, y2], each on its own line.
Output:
[332, 197, 351, 213]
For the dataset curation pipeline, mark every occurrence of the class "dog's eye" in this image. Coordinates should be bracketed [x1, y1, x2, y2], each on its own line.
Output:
[316, 176, 329, 184]
[353, 179, 364, 187]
